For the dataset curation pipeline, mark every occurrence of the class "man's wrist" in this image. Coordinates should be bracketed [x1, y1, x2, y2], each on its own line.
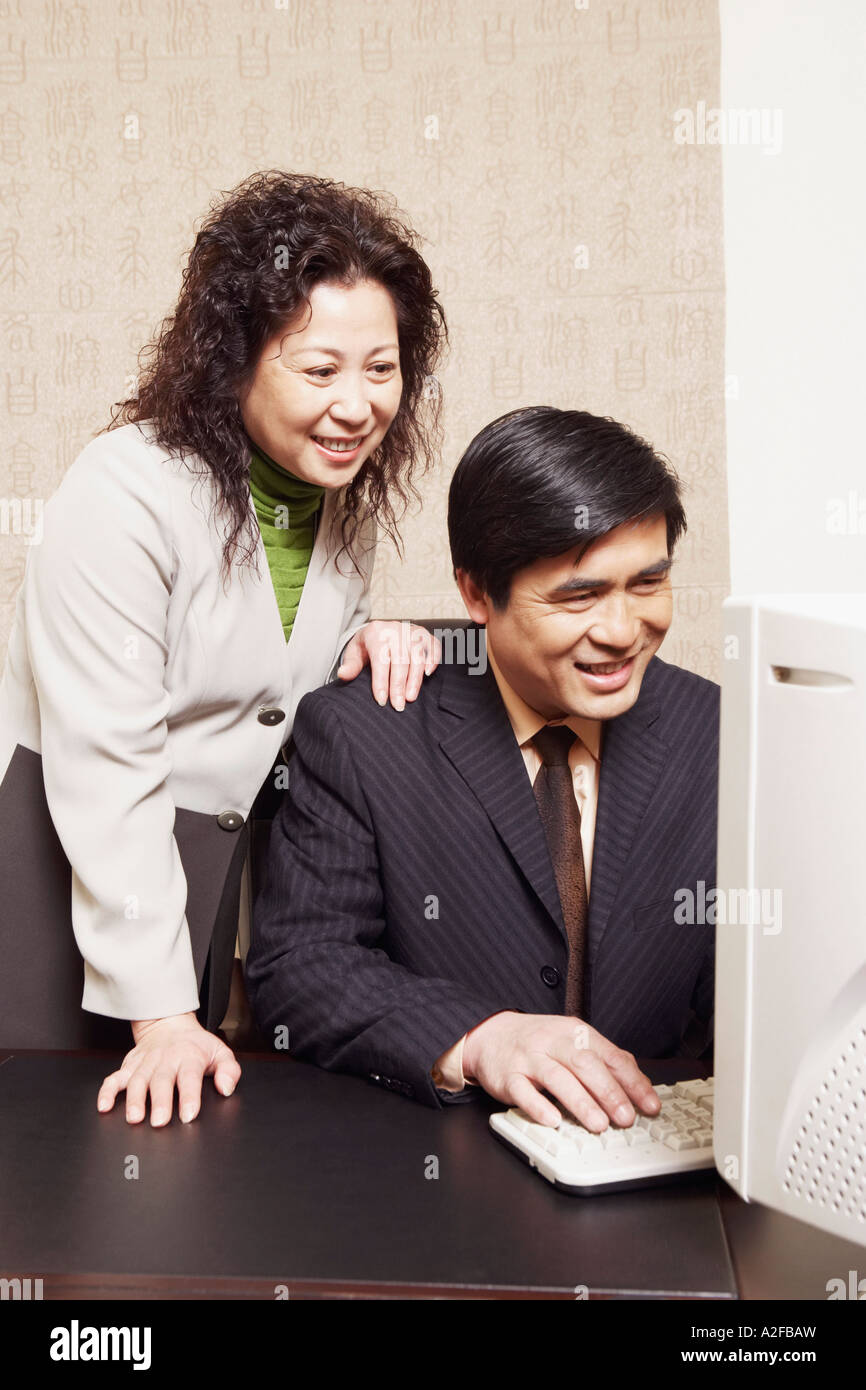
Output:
[431, 1032, 472, 1091]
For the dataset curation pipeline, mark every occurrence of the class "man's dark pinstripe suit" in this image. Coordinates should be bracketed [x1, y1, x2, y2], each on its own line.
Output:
[245, 625, 719, 1108]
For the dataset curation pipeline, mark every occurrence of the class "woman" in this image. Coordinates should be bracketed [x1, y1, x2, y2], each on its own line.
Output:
[0, 171, 446, 1125]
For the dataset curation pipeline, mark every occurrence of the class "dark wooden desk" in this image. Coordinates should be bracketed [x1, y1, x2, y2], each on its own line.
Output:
[0, 1052, 861, 1300]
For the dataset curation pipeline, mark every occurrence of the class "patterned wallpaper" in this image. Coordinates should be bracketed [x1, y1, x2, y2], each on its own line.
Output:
[0, 0, 727, 682]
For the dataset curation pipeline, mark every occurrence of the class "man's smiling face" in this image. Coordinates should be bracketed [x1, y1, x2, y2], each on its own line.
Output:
[458, 513, 674, 722]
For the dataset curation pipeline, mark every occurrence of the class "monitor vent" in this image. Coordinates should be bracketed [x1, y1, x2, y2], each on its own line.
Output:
[781, 1025, 866, 1222]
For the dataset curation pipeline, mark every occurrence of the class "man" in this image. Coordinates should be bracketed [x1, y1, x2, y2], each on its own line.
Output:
[246, 406, 719, 1130]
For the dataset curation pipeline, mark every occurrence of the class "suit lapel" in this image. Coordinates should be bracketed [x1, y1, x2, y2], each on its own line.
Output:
[587, 658, 669, 964]
[437, 639, 672, 971]
[436, 636, 568, 946]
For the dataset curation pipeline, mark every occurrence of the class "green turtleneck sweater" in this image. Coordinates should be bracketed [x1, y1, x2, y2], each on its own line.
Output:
[247, 441, 325, 642]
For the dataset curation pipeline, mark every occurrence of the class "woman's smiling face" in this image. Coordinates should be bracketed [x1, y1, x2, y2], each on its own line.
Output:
[237, 278, 403, 488]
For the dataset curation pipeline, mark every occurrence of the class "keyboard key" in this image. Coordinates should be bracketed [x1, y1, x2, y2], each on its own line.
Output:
[673, 1080, 706, 1099]
[581, 1132, 604, 1149]
[665, 1132, 698, 1151]
[534, 1129, 558, 1153]
[627, 1128, 652, 1146]
[650, 1120, 677, 1140]
[602, 1131, 628, 1150]
[558, 1129, 584, 1153]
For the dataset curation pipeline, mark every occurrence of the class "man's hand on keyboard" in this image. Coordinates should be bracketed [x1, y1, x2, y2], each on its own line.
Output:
[461, 1012, 661, 1130]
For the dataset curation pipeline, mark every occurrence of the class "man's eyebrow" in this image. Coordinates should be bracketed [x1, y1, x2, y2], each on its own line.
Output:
[284, 342, 399, 357]
[550, 556, 673, 594]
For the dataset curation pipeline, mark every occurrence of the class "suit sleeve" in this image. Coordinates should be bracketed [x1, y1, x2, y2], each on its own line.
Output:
[326, 507, 377, 684]
[245, 690, 507, 1107]
[677, 940, 715, 1061]
[23, 448, 199, 1020]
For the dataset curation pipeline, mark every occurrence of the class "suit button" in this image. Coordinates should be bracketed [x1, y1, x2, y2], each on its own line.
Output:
[258, 706, 286, 725]
[540, 965, 561, 988]
[217, 810, 244, 831]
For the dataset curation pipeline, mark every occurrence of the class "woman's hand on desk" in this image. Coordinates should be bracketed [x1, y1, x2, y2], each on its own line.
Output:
[96, 1012, 241, 1126]
[337, 620, 441, 710]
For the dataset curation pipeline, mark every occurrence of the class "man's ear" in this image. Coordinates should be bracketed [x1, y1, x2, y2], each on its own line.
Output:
[454, 568, 490, 626]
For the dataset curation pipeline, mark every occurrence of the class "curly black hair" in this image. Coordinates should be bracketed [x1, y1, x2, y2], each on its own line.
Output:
[99, 170, 448, 584]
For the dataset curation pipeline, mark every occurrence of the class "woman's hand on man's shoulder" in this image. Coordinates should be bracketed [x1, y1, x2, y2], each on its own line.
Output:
[336, 621, 442, 710]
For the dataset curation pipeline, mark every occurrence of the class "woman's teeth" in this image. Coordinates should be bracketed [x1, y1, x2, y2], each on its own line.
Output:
[312, 435, 363, 452]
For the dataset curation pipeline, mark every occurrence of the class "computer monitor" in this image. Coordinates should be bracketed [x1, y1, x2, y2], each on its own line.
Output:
[714, 593, 866, 1247]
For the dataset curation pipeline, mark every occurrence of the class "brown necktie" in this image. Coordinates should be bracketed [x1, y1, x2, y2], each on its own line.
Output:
[532, 724, 588, 1016]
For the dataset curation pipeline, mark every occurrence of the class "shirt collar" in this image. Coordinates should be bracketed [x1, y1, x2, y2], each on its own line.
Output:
[486, 635, 602, 761]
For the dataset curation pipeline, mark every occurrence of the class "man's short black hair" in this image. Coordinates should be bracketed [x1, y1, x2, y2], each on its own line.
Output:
[447, 405, 687, 610]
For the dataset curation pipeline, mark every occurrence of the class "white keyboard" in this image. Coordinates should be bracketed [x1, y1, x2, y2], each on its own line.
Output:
[490, 1077, 716, 1194]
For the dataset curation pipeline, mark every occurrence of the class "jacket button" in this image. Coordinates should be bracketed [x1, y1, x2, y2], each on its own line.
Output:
[217, 810, 244, 831]
[258, 706, 286, 725]
[540, 965, 561, 988]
